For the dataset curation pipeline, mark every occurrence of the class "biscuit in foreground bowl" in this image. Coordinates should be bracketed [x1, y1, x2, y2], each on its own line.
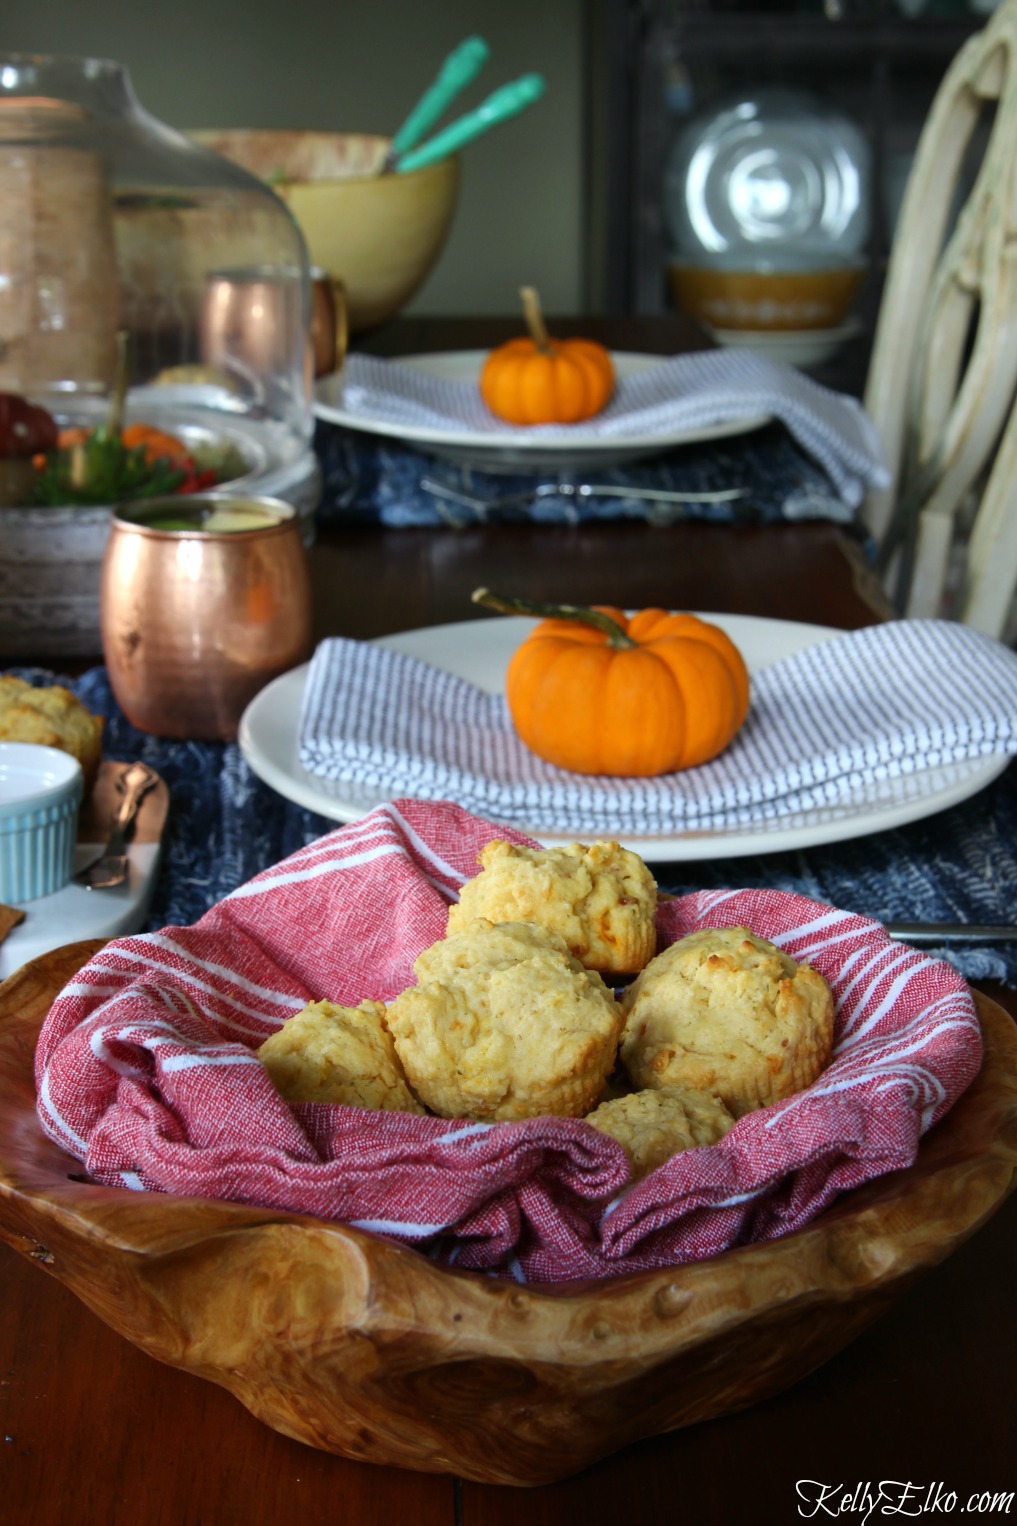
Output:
[447, 838, 658, 976]
[620, 926, 835, 1117]
[387, 919, 623, 1121]
[584, 1085, 735, 1179]
[257, 998, 425, 1113]
[0, 942, 1015, 1486]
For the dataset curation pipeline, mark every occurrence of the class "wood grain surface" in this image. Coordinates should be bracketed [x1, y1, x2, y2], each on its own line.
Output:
[307, 521, 892, 654]
[1, 943, 1014, 1494]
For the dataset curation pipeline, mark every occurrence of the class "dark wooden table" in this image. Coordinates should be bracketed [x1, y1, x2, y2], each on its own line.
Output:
[2, 318, 1014, 1526]
[306, 518, 890, 651]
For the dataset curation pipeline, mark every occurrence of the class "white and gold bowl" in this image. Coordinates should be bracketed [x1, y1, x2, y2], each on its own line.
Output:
[667, 259, 866, 334]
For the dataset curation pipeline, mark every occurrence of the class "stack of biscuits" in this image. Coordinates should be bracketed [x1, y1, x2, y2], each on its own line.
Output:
[258, 838, 835, 1181]
[0, 676, 104, 794]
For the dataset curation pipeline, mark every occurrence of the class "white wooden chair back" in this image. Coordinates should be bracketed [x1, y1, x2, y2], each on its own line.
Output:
[861, 0, 1017, 640]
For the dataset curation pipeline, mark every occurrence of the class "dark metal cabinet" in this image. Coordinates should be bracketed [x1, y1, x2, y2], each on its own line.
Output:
[587, 0, 983, 388]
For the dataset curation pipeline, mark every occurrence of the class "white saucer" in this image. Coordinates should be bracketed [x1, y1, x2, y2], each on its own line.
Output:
[705, 321, 862, 368]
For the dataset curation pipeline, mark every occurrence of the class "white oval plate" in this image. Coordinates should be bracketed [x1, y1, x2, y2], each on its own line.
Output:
[314, 351, 771, 472]
[238, 614, 1009, 862]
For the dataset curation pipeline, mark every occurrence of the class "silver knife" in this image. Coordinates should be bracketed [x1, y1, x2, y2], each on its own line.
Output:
[884, 922, 1017, 946]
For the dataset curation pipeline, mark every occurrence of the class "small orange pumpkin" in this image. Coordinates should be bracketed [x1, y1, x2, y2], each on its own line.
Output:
[480, 287, 615, 426]
[473, 589, 750, 777]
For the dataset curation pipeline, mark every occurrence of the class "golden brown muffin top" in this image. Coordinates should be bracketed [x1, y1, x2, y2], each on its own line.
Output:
[258, 998, 425, 1113]
[447, 838, 657, 975]
[0, 675, 103, 793]
[620, 926, 834, 1117]
[585, 1083, 735, 1179]
[387, 918, 624, 1123]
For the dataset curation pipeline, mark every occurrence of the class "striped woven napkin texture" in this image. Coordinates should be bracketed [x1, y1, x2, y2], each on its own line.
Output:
[298, 620, 1017, 837]
[338, 349, 889, 506]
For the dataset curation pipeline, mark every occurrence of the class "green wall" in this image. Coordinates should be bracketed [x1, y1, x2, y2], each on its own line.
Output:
[0, 0, 586, 315]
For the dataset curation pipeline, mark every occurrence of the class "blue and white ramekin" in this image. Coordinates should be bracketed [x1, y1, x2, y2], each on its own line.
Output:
[0, 742, 83, 902]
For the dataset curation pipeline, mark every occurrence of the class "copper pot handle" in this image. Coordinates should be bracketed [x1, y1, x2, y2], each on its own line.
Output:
[331, 277, 348, 380]
[309, 270, 348, 380]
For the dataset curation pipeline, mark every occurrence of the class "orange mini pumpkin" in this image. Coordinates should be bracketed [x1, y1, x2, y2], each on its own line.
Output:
[474, 589, 750, 777]
[480, 287, 615, 426]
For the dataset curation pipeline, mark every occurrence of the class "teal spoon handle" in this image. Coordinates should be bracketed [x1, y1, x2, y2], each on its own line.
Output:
[395, 73, 546, 174]
[390, 36, 490, 159]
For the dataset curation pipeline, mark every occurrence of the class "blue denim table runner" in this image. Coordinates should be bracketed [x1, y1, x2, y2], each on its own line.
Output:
[314, 419, 858, 529]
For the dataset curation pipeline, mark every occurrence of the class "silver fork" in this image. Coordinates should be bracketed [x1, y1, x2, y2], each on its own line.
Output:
[420, 476, 747, 517]
[75, 761, 160, 891]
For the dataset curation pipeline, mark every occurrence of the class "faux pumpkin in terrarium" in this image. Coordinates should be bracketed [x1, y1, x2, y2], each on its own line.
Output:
[2, 334, 246, 511]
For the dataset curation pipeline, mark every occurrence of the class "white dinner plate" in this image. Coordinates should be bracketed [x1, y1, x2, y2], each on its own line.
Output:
[238, 614, 1010, 862]
[314, 351, 771, 472]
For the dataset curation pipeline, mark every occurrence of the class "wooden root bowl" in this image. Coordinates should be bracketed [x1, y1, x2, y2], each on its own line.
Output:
[1, 942, 1015, 1487]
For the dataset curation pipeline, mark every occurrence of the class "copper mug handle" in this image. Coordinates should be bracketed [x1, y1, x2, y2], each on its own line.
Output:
[309, 270, 348, 379]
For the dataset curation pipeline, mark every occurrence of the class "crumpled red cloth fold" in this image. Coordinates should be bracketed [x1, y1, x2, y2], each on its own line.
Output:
[35, 799, 982, 1284]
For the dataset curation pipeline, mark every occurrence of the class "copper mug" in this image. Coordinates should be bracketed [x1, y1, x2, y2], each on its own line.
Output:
[200, 265, 347, 388]
[101, 494, 313, 741]
[200, 264, 309, 394]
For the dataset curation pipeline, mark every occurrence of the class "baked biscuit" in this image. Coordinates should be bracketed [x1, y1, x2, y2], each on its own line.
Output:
[447, 839, 657, 975]
[386, 919, 624, 1122]
[585, 1084, 735, 1178]
[257, 998, 425, 1113]
[0, 675, 103, 793]
[620, 926, 834, 1117]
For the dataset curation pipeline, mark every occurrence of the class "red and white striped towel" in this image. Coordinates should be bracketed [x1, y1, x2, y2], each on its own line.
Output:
[35, 800, 982, 1284]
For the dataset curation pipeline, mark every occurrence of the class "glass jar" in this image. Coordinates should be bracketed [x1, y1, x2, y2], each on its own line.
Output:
[0, 53, 319, 657]
[662, 86, 871, 359]
[664, 86, 871, 272]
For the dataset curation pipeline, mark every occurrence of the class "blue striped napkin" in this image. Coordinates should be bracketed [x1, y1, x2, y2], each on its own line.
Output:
[297, 620, 1017, 836]
[336, 350, 889, 508]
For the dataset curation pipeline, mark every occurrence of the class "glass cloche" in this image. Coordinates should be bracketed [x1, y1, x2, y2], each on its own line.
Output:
[0, 53, 319, 657]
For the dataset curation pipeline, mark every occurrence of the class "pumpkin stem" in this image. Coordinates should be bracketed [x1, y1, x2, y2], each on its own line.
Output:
[519, 286, 552, 354]
[471, 587, 637, 648]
